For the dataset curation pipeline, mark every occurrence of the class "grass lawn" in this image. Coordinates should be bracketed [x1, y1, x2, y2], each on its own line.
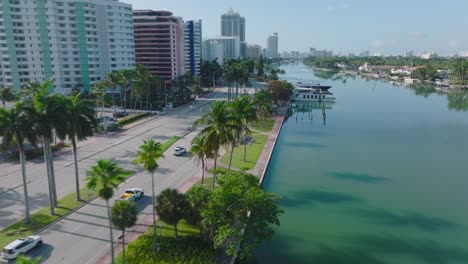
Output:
[0, 170, 134, 249]
[195, 176, 216, 189]
[116, 220, 217, 264]
[251, 118, 275, 133]
[220, 134, 269, 170]
[160, 136, 180, 152]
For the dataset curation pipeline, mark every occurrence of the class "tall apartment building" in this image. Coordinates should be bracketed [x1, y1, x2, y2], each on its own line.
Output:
[221, 9, 246, 58]
[246, 44, 261, 58]
[0, 0, 135, 94]
[184, 20, 202, 76]
[266, 33, 278, 58]
[133, 10, 185, 81]
[202, 36, 240, 65]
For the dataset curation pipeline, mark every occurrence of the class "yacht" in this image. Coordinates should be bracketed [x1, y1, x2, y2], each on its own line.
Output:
[295, 81, 332, 91]
[291, 82, 335, 102]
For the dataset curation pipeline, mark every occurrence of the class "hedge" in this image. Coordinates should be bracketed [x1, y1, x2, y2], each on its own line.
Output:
[118, 112, 150, 127]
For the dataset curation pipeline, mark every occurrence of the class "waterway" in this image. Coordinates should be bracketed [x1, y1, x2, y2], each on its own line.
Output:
[253, 62, 468, 264]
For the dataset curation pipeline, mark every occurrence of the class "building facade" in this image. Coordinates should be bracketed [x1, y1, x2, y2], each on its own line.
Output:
[0, 0, 134, 94]
[184, 20, 202, 76]
[220, 9, 246, 58]
[202, 36, 240, 65]
[133, 10, 185, 81]
[246, 44, 262, 58]
[266, 33, 278, 58]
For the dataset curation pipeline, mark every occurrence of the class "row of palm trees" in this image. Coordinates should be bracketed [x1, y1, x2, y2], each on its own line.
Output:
[190, 95, 259, 188]
[0, 80, 97, 223]
[91, 65, 163, 118]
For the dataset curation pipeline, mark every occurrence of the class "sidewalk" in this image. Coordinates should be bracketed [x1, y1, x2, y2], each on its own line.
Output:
[249, 115, 285, 182]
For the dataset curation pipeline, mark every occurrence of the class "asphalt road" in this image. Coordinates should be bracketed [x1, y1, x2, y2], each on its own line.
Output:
[0, 89, 228, 263]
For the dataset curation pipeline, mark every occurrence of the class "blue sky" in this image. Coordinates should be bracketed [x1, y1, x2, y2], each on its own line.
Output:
[130, 0, 468, 55]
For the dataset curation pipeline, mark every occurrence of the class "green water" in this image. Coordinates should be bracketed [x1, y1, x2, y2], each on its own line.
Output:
[254, 62, 468, 264]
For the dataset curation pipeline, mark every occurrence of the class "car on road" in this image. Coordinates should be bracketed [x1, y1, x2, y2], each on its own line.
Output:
[98, 116, 115, 123]
[1, 236, 43, 260]
[173, 146, 186, 156]
[116, 188, 144, 202]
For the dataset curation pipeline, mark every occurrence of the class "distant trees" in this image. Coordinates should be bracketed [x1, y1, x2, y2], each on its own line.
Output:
[0, 86, 17, 108]
[269, 80, 294, 103]
[412, 66, 438, 81]
[451, 59, 468, 86]
[200, 60, 223, 87]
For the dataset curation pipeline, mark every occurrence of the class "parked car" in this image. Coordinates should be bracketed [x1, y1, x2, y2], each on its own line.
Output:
[98, 116, 115, 123]
[113, 112, 129, 118]
[116, 188, 144, 202]
[1, 236, 43, 260]
[173, 146, 186, 156]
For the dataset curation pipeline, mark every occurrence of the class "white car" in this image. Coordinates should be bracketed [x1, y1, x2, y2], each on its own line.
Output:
[1, 235, 43, 260]
[173, 146, 186, 156]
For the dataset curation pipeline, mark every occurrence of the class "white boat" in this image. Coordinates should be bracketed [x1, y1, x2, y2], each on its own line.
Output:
[291, 85, 335, 102]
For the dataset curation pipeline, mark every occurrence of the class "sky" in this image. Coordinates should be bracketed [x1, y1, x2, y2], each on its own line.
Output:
[129, 0, 468, 56]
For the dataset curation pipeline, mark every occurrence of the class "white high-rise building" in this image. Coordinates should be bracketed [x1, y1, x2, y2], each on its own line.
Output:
[0, 0, 135, 94]
[266, 33, 279, 58]
[202, 36, 240, 65]
[221, 9, 246, 58]
[184, 20, 202, 76]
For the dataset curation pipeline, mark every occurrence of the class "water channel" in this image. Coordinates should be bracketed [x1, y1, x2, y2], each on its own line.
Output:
[252, 62, 468, 264]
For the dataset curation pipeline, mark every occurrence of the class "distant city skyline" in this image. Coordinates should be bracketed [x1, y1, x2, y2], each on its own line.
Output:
[131, 0, 468, 56]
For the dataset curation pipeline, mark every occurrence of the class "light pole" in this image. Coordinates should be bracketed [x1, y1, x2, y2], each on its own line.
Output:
[164, 81, 167, 108]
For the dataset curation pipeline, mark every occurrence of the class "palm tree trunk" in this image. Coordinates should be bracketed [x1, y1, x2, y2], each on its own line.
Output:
[140, 96, 143, 113]
[201, 158, 205, 184]
[130, 92, 133, 112]
[174, 224, 178, 238]
[106, 200, 115, 264]
[123, 84, 127, 114]
[43, 137, 55, 215]
[151, 171, 158, 251]
[122, 228, 126, 264]
[133, 96, 138, 112]
[112, 88, 117, 117]
[213, 151, 218, 189]
[228, 142, 235, 170]
[243, 135, 248, 162]
[236, 83, 239, 99]
[71, 137, 81, 201]
[146, 93, 150, 111]
[18, 143, 31, 224]
[48, 140, 58, 205]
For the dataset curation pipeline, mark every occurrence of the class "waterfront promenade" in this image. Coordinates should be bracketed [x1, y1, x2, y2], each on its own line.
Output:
[95, 105, 287, 264]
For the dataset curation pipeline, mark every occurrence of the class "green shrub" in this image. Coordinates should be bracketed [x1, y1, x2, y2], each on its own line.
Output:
[119, 232, 217, 264]
[118, 113, 150, 126]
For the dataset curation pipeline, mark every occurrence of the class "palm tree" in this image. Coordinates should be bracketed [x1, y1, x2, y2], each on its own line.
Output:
[134, 139, 164, 251]
[112, 201, 138, 264]
[228, 95, 257, 166]
[155, 188, 190, 238]
[65, 94, 97, 201]
[0, 86, 17, 108]
[189, 135, 208, 184]
[86, 159, 127, 264]
[224, 64, 235, 102]
[0, 103, 36, 224]
[91, 80, 107, 119]
[117, 69, 134, 114]
[194, 101, 235, 188]
[106, 71, 120, 117]
[22, 80, 67, 215]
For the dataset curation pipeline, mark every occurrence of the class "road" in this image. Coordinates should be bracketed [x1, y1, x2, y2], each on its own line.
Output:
[0, 89, 228, 263]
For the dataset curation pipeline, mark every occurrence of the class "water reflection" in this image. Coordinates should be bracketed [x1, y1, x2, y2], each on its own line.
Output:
[288, 102, 334, 127]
